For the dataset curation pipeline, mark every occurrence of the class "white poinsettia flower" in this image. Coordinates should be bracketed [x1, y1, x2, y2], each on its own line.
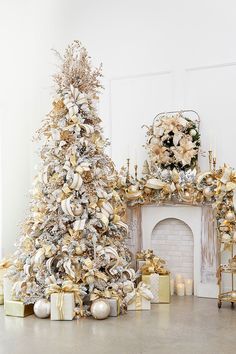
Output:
[171, 137, 197, 166]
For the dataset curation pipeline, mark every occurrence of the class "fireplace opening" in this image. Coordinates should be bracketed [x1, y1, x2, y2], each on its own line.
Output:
[151, 217, 194, 282]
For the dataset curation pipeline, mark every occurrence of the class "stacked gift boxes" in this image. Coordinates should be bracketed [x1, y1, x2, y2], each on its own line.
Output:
[136, 250, 171, 304]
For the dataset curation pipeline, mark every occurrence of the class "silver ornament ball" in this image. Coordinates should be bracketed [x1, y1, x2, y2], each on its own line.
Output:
[91, 299, 110, 320]
[34, 298, 51, 319]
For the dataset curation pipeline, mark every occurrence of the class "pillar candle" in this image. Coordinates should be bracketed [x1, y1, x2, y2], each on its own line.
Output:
[185, 279, 193, 296]
[176, 283, 185, 296]
[175, 274, 183, 284]
[170, 279, 174, 296]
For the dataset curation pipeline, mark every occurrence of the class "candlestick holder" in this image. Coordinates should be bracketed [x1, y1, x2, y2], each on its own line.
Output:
[134, 164, 138, 181]
[126, 158, 130, 183]
[208, 150, 213, 170]
[213, 157, 216, 171]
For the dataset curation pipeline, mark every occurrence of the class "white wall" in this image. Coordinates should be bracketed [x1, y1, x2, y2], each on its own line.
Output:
[1, 0, 236, 255]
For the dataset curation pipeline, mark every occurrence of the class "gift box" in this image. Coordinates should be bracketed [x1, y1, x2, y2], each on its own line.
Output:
[3, 277, 14, 302]
[107, 298, 120, 317]
[4, 301, 34, 317]
[142, 274, 170, 304]
[51, 293, 75, 321]
[126, 282, 153, 311]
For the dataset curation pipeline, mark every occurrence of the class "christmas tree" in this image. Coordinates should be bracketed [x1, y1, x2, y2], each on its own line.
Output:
[8, 41, 134, 315]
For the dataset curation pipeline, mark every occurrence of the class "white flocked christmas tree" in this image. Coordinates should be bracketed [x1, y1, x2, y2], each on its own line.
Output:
[8, 41, 135, 316]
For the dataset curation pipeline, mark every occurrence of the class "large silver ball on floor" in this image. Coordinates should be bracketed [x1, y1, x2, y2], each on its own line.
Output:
[34, 299, 51, 318]
[91, 299, 110, 320]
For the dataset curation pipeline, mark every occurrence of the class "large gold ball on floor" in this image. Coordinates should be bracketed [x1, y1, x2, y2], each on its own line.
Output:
[91, 299, 110, 320]
[33, 299, 51, 319]
[225, 211, 235, 222]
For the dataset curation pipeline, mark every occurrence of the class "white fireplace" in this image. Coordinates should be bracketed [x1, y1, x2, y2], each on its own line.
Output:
[140, 205, 218, 298]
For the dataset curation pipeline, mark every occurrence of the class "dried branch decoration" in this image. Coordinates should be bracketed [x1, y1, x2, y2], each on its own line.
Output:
[53, 40, 103, 98]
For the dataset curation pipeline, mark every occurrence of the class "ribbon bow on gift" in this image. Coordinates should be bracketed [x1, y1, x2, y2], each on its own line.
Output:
[141, 257, 169, 275]
[125, 282, 154, 310]
[46, 280, 84, 318]
[136, 249, 154, 261]
[90, 288, 123, 308]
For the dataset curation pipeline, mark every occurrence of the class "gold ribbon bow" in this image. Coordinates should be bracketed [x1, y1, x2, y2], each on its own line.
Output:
[141, 257, 169, 275]
[46, 280, 84, 318]
[136, 249, 154, 261]
[126, 282, 154, 309]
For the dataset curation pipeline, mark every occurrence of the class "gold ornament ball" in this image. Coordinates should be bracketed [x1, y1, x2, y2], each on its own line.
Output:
[33, 299, 51, 318]
[91, 299, 110, 320]
[225, 211, 235, 222]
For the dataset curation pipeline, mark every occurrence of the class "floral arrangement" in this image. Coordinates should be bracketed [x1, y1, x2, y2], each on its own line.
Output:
[146, 113, 200, 170]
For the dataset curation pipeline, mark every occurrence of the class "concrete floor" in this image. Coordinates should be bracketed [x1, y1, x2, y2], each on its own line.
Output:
[0, 296, 235, 354]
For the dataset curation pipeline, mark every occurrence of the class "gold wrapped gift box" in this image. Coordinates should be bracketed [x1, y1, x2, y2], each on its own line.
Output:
[142, 274, 170, 304]
[4, 301, 34, 317]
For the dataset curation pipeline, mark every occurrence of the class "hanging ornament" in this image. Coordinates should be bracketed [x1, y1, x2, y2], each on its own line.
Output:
[90, 299, 110, 320]
[33, 299, 51, 318]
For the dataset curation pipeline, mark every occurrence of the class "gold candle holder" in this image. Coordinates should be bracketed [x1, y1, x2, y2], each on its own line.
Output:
[213, 157, 216, 171]
[208, 150, 213, 170]
[134, 164, 138, 181]
[126, 158, 130, 183]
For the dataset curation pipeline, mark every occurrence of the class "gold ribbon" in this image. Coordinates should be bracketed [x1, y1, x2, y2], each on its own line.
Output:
[136, 249, 154, 261]
[126, 282, 153, 308]
[46, 280, 84, 318]
[141, 257, 169, 275]
[90, 288, 122, 314]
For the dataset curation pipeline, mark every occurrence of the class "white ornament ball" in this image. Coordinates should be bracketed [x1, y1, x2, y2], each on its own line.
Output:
[91, 299, 110, 320]
[190, 129, 197, 137]
[34, 299, 51, 319]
